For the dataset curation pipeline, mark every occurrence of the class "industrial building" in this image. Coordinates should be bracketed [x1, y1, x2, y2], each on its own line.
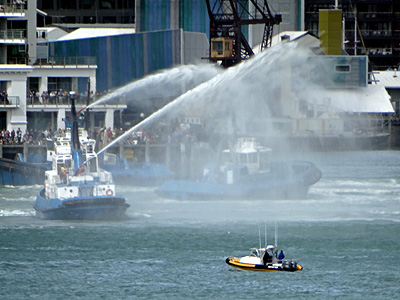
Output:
[1, 0, 399, 150]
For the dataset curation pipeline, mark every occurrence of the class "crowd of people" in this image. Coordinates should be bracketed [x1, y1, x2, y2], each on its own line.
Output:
[0, 128, 56, 145]
[1, 88, 109, 106]
[27, 89, 107, 105]
[0, 91, 9, 104]
[0, 128, 27, 145]
[1, 118, 206, 150]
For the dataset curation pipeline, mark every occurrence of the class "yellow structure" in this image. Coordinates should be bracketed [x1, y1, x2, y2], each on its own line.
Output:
[319, 9, 342, 55]
[210, 37, 233, 58]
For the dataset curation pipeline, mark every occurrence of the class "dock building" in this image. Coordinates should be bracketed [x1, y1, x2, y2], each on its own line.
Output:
[0, 0, 127, 133]
[1, 0, 398, 152]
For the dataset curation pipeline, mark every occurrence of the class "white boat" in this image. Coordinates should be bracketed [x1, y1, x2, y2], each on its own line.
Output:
[226, 245, 302, 272]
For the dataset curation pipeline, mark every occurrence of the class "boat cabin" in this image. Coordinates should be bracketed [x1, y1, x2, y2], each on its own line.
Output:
[251, 245, 279, 264]
[52, 137, 73, 179]
[237, 245, 278, 265]
[81, 138, 98, 173]
[222, 137, 271, 174]
[251, 245, 278, 258]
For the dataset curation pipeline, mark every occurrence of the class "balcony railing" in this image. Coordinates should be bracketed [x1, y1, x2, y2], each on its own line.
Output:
[34, 56, 97, 67]
[0, 96, 20, 107]
[0, 29, 25, 40]
[0, 56, 97, 66]
[28, 94, 124, 107]
[0, 3, 25, 14]
[344, 29, 397, 39]
[0, 57, 28, 64]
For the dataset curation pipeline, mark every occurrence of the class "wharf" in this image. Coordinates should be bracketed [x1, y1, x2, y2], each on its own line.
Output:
[2, 129, 399, 181]
[0, 141, 213, 179]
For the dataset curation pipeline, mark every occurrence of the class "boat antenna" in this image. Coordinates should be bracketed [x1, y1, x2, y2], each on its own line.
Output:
[258, 226, 262, 250]
[275, 220, 278, 248]
[265, 222, 267, 248]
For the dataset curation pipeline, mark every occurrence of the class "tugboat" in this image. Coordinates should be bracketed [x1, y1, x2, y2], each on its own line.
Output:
[225, 245, 303, 272]
[155, 137, 322, 200]
[0, 154, 50, 185]
[33, 99, 130, 220]
[100, 152, 174, 187]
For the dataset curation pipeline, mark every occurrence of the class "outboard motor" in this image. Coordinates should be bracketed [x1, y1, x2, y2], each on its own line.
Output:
[283, 260, 298, 271]
[290, 260, 297, 270]
[282, 260, 291, 270]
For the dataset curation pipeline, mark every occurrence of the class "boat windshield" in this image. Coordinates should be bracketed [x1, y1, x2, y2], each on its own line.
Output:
[251, 249, 258, 256]
[259, 150, 271, 171]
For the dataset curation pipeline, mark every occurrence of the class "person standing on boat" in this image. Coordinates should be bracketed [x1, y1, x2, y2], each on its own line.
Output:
[262, 250, 271, 265]
[60, 166, 67, 183]
[278, 250, 285, 263]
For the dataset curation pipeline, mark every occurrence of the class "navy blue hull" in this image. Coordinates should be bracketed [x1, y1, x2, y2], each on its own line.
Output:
[100, 163, 174, 186]
[155, 161, 322, 200]
[34, 189, 130, 220]
[0, 158, 49, 185]
[35, 204, 130, 220]
[155, 180, 310, 200]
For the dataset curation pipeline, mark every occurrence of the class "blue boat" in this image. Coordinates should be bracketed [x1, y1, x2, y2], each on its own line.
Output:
[100, 154, 174, 186]
[33, 100, 130, 220]
[0, 155, 50, 185]
[155, 138, 322, 200]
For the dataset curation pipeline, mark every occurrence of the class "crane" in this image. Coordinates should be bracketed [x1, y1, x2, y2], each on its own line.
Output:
[205, 0, 282, 67]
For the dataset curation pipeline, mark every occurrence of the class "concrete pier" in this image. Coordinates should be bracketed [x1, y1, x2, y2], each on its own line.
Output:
[1, 128, 399, 180]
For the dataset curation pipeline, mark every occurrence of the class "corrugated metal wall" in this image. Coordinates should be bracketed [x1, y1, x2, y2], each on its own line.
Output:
[136, 0, 209, 35]
[49, 30, 182, 91]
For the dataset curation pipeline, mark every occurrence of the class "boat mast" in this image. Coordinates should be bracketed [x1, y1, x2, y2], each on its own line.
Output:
[71, 97, 80, 152]
[70, 96, 84, 174]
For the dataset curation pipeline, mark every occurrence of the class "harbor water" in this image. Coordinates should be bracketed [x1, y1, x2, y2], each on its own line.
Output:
[1, 150, 400, 299]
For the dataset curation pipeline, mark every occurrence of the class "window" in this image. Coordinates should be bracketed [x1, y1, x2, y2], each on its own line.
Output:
[28, 77, 39, 92]
[100, 0, 115, 9]
[103, 16, 117, 23]
[41, 0, 53, 9]
[224, 41, 230, 50]
[48, 77, 72, 93]
[81, 0, 94, 9]
[61, 1, 77, 9]
[335, 65, 350, 72]
[212, 41, 223, 52]
[83, 16, 96, 23]
[239, 153, 248, 164]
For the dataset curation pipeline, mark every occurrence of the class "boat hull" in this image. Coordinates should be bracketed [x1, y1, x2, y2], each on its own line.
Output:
[155, 161, 322, 200]
[0, 158, 49, 185]
[34, 189, 130, 220]
[225, 257, 302, 272]
[155, 180, 310, 200]
[100, 163, 174, 186]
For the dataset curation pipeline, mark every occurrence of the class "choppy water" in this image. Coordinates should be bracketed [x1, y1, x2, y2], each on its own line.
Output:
[1, 150, 400, 299]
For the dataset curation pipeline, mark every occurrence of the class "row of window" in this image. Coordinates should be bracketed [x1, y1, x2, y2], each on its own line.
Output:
[48, 15, 134, 24]
[38, 0, 134, 10]
[306, 2, 400, 14]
